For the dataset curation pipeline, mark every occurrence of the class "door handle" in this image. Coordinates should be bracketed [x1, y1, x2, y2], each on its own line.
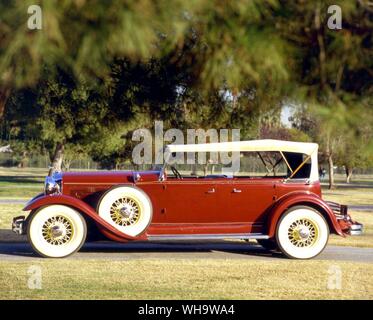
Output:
[206, 188, 215, 194]
[232, 188, 242, 193]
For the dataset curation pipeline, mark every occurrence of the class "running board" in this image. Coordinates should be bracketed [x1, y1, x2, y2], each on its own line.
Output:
[147, 233, 270, 241]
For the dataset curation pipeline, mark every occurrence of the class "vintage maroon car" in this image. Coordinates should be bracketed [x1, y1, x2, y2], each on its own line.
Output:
[12, 139, 362, 259]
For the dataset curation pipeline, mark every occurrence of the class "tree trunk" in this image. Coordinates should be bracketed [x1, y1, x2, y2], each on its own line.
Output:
[328, 154, 335, 189]
[49, 142, 65, 175]
[315, 3, 327, 90]
[0, 89, 11, 119]
[18, 151, 29, 168]
[345, 166, 353, 184]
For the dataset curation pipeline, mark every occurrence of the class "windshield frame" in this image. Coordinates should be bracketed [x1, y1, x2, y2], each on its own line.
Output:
[159, 147, 317, 182]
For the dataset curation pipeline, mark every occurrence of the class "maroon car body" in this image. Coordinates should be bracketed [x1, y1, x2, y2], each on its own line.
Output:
[24, 171, 349, 240]
[12, 140, 363, 259]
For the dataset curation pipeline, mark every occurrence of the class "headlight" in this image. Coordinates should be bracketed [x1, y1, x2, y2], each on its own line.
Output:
[44, 172, 62, 195]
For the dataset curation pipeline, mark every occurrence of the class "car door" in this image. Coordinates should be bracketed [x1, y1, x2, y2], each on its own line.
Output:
[216, 178, 277, 233]
[158, 178, 218, 224]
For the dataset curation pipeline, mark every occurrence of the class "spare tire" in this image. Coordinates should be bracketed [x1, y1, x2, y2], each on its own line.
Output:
[97, 186, 152, 237]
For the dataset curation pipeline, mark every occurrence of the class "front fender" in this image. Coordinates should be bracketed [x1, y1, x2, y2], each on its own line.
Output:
[23, 194, 140, 241]
[266, 192, 344, 238]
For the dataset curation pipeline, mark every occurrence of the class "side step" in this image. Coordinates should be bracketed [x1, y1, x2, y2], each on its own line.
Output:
[147, 233, 270, 241]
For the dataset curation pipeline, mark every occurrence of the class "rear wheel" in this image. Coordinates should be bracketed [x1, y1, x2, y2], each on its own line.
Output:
[28, 205, 87, 258]
[276, 206, 329, 259]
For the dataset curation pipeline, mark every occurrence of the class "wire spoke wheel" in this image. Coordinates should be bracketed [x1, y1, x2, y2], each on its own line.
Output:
[28, 205, 87, 258]
[287, 218, 318, 248]
[41, 215, 74, 246]
[276, 206, 329, 259]
[110, 197, 141, 227]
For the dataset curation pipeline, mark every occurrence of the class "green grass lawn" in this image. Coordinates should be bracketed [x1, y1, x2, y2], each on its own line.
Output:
[0, 204, 23, 228]
[0, 187, 43, 199]
[0, 167, 44, 199]
[0, 167, 48, 177]
[322, 188, 373, 206]
[327, 173, 373, 185]
[0, 259, 372, 299]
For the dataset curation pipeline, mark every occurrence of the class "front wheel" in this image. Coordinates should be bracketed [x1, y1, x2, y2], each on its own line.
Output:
[276, 206, 329, 259]
[28, 205, 87, 258]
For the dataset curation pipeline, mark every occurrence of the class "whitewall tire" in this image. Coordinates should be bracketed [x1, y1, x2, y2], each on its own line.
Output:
[276, 206, 329, 259]
[28, 205, 87, 258]
[97, 186, 152, 237]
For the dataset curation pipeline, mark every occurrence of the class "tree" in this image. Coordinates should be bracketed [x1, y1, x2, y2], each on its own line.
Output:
[3, 69, 114, 171]
[62, 143, 88, 171]
[1, 0, 372, 173]
[1, 1, 289, 109]
[334, 119, 373, 183]
[1, 1, 293, 169]
[0, 0, 205, 127]
[277, 0, 373, 189]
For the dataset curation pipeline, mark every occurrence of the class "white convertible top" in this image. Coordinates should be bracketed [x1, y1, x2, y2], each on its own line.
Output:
[166, 139, 318, 156]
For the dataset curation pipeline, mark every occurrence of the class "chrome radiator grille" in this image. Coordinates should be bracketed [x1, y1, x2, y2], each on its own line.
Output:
[326, 201, 348, 220]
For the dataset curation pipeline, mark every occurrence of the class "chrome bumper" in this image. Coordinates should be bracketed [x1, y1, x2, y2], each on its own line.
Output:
[349, 223, 363, 236]
[12, 216, 26, 235]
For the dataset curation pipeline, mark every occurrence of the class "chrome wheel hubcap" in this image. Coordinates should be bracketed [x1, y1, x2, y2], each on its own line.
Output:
[42, 216, 73, 245]
[110, 197, 141, 226]
[288, 218, 318, 247]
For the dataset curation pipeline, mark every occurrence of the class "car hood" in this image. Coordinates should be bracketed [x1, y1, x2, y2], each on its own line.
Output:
[61, 170, 160, 185]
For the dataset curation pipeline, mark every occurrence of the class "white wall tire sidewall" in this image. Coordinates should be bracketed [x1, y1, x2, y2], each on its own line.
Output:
[98, 186, 152, 237]
[28, 205, 87, 258]
[277, 207, 329, 259]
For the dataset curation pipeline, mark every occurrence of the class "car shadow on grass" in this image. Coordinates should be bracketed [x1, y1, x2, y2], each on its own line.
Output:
[0, 229, 27, 242]
[0, 229, 285, 259]
[80, 241, 286, 259]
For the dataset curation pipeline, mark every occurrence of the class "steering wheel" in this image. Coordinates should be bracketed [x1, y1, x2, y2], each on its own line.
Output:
[170, 166, 183, 179]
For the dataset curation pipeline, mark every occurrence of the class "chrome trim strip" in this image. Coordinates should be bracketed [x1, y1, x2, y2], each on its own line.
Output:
[150, 222, 262, 226]
[147, 233, 270, 241]
[63, 182, 119, 185]
[350, 224, 363, 230]
[350, 231, 363, 236]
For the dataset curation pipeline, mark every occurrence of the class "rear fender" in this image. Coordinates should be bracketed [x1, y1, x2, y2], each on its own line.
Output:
[23, 194, 141, 241]
[266, 192, 344, 238]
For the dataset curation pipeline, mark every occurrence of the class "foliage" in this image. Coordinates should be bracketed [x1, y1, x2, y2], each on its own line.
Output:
[0, 0, 371, 171]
